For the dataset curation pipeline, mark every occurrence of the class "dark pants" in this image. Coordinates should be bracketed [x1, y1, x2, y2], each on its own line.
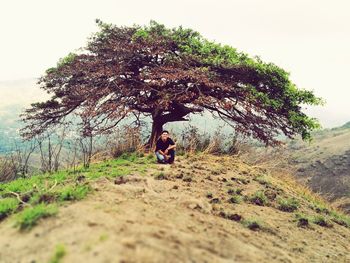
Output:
[155, 150, 175, 164]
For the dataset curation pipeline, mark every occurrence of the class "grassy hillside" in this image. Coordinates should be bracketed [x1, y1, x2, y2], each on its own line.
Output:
[287, 124, 350, 213]
[1, 152, 350, 262]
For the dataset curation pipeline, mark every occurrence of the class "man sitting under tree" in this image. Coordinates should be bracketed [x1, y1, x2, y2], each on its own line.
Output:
[155, 131, 176, 164]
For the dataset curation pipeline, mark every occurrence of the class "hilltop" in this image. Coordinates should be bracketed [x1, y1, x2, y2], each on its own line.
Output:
[1, 153, 349, 263]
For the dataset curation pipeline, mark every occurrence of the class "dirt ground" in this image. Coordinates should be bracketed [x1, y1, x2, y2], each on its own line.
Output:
[0, 154, 349, 263]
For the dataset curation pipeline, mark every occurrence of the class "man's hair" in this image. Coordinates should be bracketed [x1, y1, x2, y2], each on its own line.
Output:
[161, 130, 169, 134]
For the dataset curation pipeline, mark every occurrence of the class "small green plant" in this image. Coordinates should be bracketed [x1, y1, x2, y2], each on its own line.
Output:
[154, 172, 168, 180]
[227, 188, 243, 195]
[49, 244, 66, 263]
[119, 152, 137, 162]
[242, 218, 264, 231]
[254, 175, 271, 186]
[309, 203, 330, 214]
[329, 211, 350, 228]
[16, 204, 58, 231]
[231, 177, 250, 184]
[58, 185, 90, 201]
[146, 153, 155, 160]
[206, 192, 213, 198]
[99, 233, 109, 242]
[294, 213, 310, 228]
[249, 191, 269, 206]
[277, 197, 299, 212]
[312, 215, 333, 228]
[29, 192, 57, 205]
[0, 198, 19, 220]
[228, 195, 243, 204]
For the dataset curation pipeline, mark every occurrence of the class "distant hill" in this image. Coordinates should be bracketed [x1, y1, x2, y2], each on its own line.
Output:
[286, 122, 350, 213]
[0, 79, 48, 152]
[341, 121, 350, 129]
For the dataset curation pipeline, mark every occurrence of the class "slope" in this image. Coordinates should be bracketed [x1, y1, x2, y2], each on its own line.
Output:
[0, 153, 349, 263]
[287, 125, 350, 212]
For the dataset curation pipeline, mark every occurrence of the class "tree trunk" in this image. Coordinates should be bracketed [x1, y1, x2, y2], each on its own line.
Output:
[147, 119, 164, 150]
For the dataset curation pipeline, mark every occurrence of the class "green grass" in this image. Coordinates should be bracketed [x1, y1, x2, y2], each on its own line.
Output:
[154, 172, 167, 180]
[242, 218, 264, 231]
[228, 195, 243, 204]
[309, 202, 330, 214]
[49, 244, 66, 263]
[99, 233, 109, 242]
[16, 204, 58, 231]
[294, 213, 310, 227]
[277, 197, 299, 212]
[249, 191, 269, 206]
[0, 198, 19, 220]
[253, 175, 271, 186]
[329, 210, 350, 228]
[312, 215, 333, 228]
[227, 188, 243, 195]
[58, 185, 91, 201]
[0, 153, 155, 230]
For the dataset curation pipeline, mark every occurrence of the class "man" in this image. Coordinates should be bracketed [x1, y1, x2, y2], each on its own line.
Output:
[155, 130, 176, 164]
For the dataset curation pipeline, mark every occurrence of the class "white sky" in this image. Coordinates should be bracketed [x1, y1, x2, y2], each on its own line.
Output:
[0, 0, 349, 128]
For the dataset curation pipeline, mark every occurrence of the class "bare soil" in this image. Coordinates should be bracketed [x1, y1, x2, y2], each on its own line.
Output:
[1, 154, 349, 263]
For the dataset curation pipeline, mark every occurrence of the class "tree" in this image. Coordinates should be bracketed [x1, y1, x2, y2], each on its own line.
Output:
[21, 20, 322, 148]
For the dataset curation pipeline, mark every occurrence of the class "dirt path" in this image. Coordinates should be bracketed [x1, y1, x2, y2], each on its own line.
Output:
[1, 155, 349, 263]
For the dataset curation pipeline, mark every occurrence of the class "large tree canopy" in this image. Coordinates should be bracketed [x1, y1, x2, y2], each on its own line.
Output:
[22, 20, 322, 147]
